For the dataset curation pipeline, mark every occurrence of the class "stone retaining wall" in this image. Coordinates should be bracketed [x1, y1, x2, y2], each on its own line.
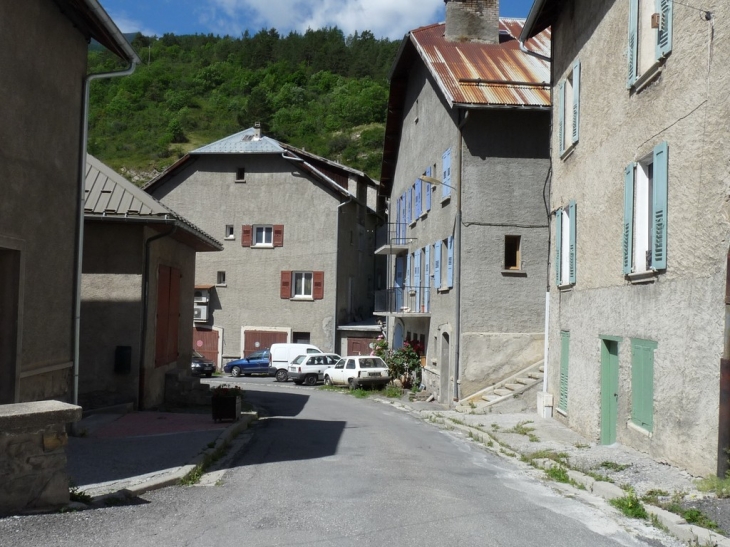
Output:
[0, 400, 81, 515]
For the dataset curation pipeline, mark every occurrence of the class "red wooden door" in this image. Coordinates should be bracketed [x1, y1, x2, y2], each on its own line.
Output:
[194, 327, 219, 366]
[347, 337, 377, 356]
[244, 331, 288, 357]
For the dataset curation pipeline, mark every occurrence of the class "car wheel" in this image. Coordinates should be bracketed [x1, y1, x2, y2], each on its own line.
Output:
[304, 375, 317, 386]
[275, 369, 288, 382]
[231, 366, 241, 377]
[324, 375, 332, 386]
[348, 378, 356, 390]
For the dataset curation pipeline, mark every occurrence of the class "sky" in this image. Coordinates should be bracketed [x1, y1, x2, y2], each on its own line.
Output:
[100, 0, 536, 41]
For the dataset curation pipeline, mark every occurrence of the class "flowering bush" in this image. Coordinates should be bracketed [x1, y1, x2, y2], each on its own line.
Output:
[210, 384, 244, 398]
[371, 335, 389, 358]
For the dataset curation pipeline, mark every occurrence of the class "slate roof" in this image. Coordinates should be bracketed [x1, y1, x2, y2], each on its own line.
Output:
[190, 128, 284, 154]
[85, 155, 222, 251]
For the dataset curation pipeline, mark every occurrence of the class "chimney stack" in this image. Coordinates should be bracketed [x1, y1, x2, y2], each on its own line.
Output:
[444, 0, 499, 44]
[253, 121, 261, 139]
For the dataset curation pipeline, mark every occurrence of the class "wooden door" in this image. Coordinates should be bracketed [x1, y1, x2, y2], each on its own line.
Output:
[601, 339, 620, 445]
[194, 327, 219, 366]
[347, 337, 377, 356]
[244, 330, 288, 357]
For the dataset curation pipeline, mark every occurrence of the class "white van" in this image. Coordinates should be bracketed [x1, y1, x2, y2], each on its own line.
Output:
[269, 343, 322, 382]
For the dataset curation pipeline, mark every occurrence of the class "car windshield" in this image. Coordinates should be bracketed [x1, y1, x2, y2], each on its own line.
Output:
[359, 357, 385, 368]
[192, 350, 204, 359]
[248, 350, 266, 359]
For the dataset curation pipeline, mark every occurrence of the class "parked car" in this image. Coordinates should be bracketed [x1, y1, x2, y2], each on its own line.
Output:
[224, 349, 272, 377]
[322, 356, 390, 390]
[288, 353, 341, 386]
[269, 343, 323, 382]
[191, 350, 215, 377]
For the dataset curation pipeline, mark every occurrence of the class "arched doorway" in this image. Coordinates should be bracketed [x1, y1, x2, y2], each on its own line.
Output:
[393, 322, 404, 350]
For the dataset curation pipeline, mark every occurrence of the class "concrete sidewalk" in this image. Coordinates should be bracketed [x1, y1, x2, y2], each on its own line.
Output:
[67, 410, 257, 503]
[383, 397, 730, 547]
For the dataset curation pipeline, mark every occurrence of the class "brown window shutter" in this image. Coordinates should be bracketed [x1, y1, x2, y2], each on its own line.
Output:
[273, 225, 284, 247]
[242, 225, 252, 247]
[313, 271, 324, 300]
[280, 270, 292, 299]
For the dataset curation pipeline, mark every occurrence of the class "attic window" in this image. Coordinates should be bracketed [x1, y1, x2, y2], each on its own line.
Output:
[235, 168, 246, 182]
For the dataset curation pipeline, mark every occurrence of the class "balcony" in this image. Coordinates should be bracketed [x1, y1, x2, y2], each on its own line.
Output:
[374, 286, 431, 316]
[374, 223, 415, 255]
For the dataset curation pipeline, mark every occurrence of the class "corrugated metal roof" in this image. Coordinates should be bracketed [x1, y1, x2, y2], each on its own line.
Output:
[410, 19, 551, 108]
[191, 127, 284, 154]
[85, 155, 222, 251]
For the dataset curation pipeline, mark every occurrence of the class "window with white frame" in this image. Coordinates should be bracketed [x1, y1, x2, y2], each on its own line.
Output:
[623, 142, 668, 275]
[225, 225, 235, 239]
[254, 225, 273, 247]
[557, 61, 580, 156]
[293, 272, 313, 298]
[627, 0, 673, 89]
[555, 201, 576, 287]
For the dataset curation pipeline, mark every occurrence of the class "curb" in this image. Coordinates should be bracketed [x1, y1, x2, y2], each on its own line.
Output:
[78, 411, 257, 507]
[388, 402, 730, 547]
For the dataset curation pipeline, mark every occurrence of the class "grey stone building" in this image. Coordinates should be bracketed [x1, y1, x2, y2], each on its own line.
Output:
[0, 0, 138, 404]
[522, 0, 730, 476]
[82, 155, 222, 410]
[376, 0, 552, 404]
[145, 127, 383, 365]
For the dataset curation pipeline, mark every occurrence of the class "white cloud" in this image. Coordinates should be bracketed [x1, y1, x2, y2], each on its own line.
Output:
[202, 0, 444, 39]
[107, 10, 158, 37]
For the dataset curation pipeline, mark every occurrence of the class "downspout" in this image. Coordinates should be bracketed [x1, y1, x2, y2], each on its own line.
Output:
[336, 198, 354, 353]
[138, 224, 177, 410]
[454, 110, 469, 403]
[72, 59, 138, 406]
[519, 40, 551, 63]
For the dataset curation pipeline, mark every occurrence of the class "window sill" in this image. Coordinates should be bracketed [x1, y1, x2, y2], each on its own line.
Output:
[632, 62, 663, 94]
[215, 283, 227, 288]
[437, 287, 451, 294]
[234, 179, 246, 183]
[555, 407, 567, 417]
[501, 269, 527, 277]
[409, 220, 417, 228]
[290, 296, 314, 301]
[627, 270, 657, 284]
[627, 420, 653, 438]
[560, 142, 577, 161]
[557, 283, 574, 292]
[252, 244, 274, 249]
[224, 237, 235, 241]
[440, 195, 451, 205]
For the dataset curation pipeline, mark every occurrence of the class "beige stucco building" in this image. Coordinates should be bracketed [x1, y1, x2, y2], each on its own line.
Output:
[146, 127, 384, 365]
[376, 1, 552, 404]
[523, 0, 730, 475]
[0, 0, 138, 404]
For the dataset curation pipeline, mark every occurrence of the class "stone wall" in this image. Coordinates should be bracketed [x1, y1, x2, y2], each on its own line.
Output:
[0, 401, 81, 515]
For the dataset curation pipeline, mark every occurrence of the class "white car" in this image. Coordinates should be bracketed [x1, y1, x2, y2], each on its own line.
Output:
[288, 353, 341, 386]
[322, 356, 390, 390]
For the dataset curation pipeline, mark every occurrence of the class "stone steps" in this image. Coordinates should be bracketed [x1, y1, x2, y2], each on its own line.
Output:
[455, 360, 544, 414]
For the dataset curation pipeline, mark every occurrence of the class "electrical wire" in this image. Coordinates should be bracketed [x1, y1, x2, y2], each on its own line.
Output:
[667, 0, 713, 19]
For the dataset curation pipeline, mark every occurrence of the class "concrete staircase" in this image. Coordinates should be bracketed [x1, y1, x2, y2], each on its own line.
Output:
[455, 360, 544, 414]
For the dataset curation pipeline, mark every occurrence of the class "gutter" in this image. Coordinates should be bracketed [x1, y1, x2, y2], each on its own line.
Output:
[72, 18, 139, 405]
[520, 0, 548, 44]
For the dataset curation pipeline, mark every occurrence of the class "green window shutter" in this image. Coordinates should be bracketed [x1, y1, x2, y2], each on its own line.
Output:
[631, 339, 656, 431]
[627, 0, 639, 88]
[572, 61, 580, 144]
[652, 141, 669, 270]
[569, 200, 577, 284]
[559, 331, 570, 412]
[656, 0, 673, 59]
[555, 208, 563, 285]
[555, 208, 563, 287]
[558, 81, 566, 155]
[623, 163, 635, 275]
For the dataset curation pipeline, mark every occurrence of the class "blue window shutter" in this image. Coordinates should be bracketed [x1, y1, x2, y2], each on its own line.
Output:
[572, 61, 580, 144]
[425, 167, 432, 212]
[558, 81, 566, 156]
[405, 252, 411, 290]
[623, 164, 635, 275]
[628, 0, 639, 88]
[424, 245, 431, 312]
[652, 141, 669, 270]
[656, 0, 673, 59]
[569, 200, 577, 284]
[395, 196, 402, 243]
[414, 249, 421, 310]
[434, 240, 442, 289]
[406, 187, 412, 224]
[447, 236, 454, 288]
[555, 208, 562, 285]
[415, 180, 421, 218]
[442, 149, 451, 199]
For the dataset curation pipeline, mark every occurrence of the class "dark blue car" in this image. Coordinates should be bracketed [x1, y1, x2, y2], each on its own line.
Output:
[224, 349, 273, 377]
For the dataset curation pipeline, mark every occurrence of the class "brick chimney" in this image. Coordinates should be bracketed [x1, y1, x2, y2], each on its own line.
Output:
[444, 0, 499, 44]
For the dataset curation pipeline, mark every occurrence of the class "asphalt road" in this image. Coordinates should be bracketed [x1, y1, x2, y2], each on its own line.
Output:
[0, 384, 681, 547]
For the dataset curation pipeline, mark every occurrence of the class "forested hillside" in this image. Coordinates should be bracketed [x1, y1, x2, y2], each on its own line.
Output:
[87, 28, 401, 183]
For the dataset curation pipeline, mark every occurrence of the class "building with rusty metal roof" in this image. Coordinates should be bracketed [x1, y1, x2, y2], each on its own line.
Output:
[375, 0, 552, 406]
